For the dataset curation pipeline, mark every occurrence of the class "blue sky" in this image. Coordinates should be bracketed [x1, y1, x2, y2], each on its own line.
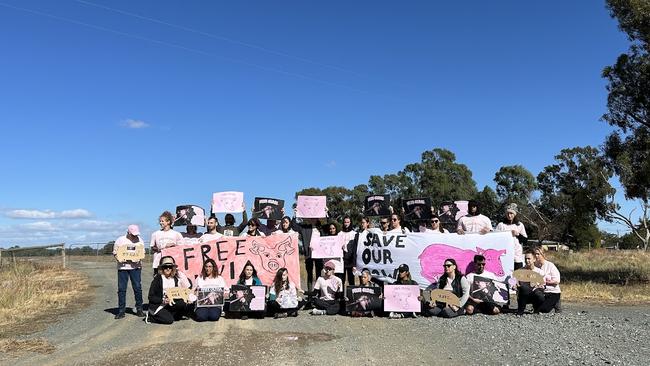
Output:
[0, 0, 636, 247]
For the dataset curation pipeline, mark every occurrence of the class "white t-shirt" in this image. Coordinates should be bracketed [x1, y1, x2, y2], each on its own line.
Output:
[270, 282, 299, 309]
[465, 270, 496, 285]
[199, 232, 224, 243]
[420, 227, 450, 234]
[181, 232, 202, 246]
[457, 214, 493, 233]
[387, 226, 411, 234]
[150, 229, 183, 268]
[495, 222, 527, 263]
[196, 276, 226, 289]
[112, 235, 144, 270]
[537, 260, 561, 294]
[273, 229, 295, 234]
[314, 276, 343, 301]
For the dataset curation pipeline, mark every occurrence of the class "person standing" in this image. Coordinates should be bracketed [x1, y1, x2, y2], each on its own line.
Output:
[457, 200, 492, 235]
[199, 215, 224, 243]
[150, 211, 183, 274]
[112, 224, 145, 319]
[495, 203, 527, 270]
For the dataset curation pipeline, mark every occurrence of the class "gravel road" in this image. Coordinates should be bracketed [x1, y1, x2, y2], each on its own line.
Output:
[1, 261, 649, 366]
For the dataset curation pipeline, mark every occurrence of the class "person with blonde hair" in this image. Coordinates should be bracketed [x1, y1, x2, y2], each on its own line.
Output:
[533, 246, 562, 313]
[147, 256, 191, 324]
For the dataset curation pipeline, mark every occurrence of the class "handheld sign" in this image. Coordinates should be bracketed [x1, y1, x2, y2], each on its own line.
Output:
[196, 287, 225, 308]
[212, 191, 244, 213]
[364, 195, 391, 216]
[296, 195, 326, 218]
[311, 235, 344, 259]
[346, 286, 381, 312]
[115, 244, 145, 262]
[383, 285, 421, 312]
[403, 197, 432, 221]
[513, 269, 545, 286]
[165, 287, 191, 302]
[429, 289, 460, 307]
[174, 205, 206, 227]
[253, 197, 284, 220]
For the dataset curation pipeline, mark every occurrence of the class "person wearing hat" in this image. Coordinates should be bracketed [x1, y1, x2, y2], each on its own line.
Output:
[309, 260, 343, 315]
[112, 224, 145, 319]
[147, 256, 192, 324]
[389, 264, 423, 319]
[495, 203, 528, 270]
[456, 200, 493, 235]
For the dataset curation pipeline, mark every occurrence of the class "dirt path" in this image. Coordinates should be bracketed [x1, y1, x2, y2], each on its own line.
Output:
[2, 261, 649, 366]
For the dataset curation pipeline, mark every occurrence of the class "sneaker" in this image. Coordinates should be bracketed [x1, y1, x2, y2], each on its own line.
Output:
[289, 311, 298, 317]
[241, 315, 249, 320]
[389, 312, 403, 319]
[114, 312, 126, 320]
[274, 312, 288, 319]
[135, 309, 145, 317]
[554, 299, 562, 313]
[310, 309, 325, 316]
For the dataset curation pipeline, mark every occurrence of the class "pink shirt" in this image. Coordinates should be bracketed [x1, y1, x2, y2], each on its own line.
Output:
[537, 260, 561, 294]
[150, 229, 183, 268]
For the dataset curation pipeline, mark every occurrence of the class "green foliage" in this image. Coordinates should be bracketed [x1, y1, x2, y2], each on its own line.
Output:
[474, 186, 499, 221]
[494, 165, 537, 206]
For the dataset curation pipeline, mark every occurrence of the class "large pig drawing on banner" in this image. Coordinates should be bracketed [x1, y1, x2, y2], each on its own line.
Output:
[418, 244, 506, 283]
[249, 237, 295, 272]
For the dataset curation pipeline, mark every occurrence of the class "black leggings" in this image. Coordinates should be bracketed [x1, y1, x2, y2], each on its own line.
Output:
[428, 304, 465, 318]
[305, 258, 323, 291]
[313, 298, 340, 315]
[517, 285, 544, 314]
[148, 300, 187, 324]
[536, 293, 561, 313]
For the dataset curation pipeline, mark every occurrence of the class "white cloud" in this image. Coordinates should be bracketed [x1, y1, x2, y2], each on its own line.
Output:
[6, 209, 92, 219]
[19, 221, 59, 231]
[121, 119, 150, 129]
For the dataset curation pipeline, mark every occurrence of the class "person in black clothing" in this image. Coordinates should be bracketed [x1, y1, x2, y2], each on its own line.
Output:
[147, 256, 191, 324]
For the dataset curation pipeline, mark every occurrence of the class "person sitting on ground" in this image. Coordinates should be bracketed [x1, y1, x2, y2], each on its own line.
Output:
[268, 267, 302, 318]
[389, 264, 422, 319]
[194, 259, 226, 322]
[147, 256, 191, 324]
[533, 246, 562, 313]
[309, 260, 343, 316]
[514, 250, 545, 315]
[464, 254, 501, 315]
[495, 203, 527, 269]
[229, 261, 263, 320]
[426, 258, 469, 318]
[457, 200, 492, 235]
[347, 269, 382, 318]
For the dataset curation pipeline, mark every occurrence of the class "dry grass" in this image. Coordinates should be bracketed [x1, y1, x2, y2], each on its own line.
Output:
[0, 261, 89, 354]
[560, 282, 650, 305]
[0, 338, 55, 354]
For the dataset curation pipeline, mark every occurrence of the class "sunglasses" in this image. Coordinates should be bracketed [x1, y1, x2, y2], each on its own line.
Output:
[431, 219, 439, 223]
[443, 264, 453, 268]
[391, 218, 398, 221]
[380, 221, 388, 225]
[161, 266, 174, 270]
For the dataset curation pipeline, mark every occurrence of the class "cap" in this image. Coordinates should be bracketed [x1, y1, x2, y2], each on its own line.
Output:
[127, 224, 140, 236]
[324, 260, 337, 270]
[159, 256, 177, 268]
[398, 264, 409, 273]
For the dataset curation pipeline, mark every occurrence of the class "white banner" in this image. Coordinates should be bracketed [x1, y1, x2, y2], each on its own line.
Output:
[355, 229, 514, 288]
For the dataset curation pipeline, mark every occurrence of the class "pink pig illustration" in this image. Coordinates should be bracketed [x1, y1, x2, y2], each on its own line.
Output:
[249, 237, 295, 273]
[418, 244, 506, 283]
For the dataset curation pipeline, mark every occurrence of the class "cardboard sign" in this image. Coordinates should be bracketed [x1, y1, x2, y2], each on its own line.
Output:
[364, 195, 391, 216]
[296, 195, 327, 218]
[311, 235, 344, 259]
[196, 286, 225, 307]
[165, 287, 191, 302]
[403, 197, 432, 221]
[469, 275, 509, 305]
[253, 197, 284, 220]
[229, 285, 266, 312]
[174, 205, 206, 227]
[115, 244, 145, 262]
[346, 286, 381, 312]
[212, 191, 244, 213]
[162, 234, 301, 288]
[513, 269, 545, 286]
[429, 289, 460, 307]
[383, 285, 421, 312]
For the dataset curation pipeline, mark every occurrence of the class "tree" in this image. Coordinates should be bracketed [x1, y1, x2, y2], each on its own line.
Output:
[494, 165, 537, 206]
[537, 146, 616, 249]
[474, 186, 499, 222]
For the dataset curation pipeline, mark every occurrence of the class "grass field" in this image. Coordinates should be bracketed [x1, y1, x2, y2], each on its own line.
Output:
[0, 261, 89, 354]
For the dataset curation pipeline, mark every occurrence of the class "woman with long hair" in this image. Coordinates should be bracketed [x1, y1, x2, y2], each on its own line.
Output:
[533, 247, 562, 313]
[427, 258, 470, 318]
[273, 216, 295, 234]
[194, 259, 226, 321]
[496, 203, 528, 269]
[240, 218, 265, 237]
[147, 256, 191, 324]
[268, 268, 301, 318]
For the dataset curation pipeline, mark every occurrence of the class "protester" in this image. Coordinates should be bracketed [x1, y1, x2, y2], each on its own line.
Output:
[217, 203, 248, 236]
[389, 264, 421, 319]
[273, 216, 295, 234]
[150, 211, 183, 274]
[495, 203, 527, 269]
[457, 200, 492, 235]
[379, 217, 390, 233]
[464, 254, 501, 315]
[343, 216, 369, 286]
[533, 247, 562, 313]
[310, 260, 343, 315]
[388, 214, 410, 234]
[112, 224, 144, 319]
[199, 215, 224, 243]
[291, 211, 324, 292]
[181, 224, 202, 245]
[323, 222, 345, 283]
[514, 250, 545, 315]
[240, 218, 265, 237]
[147, 256, 191, 324]
[348, 269, 381, 317]
[426, 258, 469, 318]
[231, 261, 263, 320]
[429, 214, 449, 233]
[194, 259, 226, 322]
[268, 268, 301, 318]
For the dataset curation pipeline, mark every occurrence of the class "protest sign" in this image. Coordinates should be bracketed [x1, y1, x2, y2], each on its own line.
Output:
[229, 285, 266, 312]
[115, 244, 145, 262]
[212, 191, 244, 213]
[403, 197, 432, 221]
[174, 205, 206, 227]
[355, 229, 515, 288]
[438, 201, 459, 233]
[513, 269, 545, 286]
[196, 287, 225, 307]
[383, 285, 421, 312]
[429, 289, 460, 307]
[311, 235, 344, 259]
[364, 195, 391, 216]
[454, 200, 469, 221]
[469, 275, 509, 305]
[165, 287, 190, 302]
[253, 197, 284, 220]
[162, 233, 300, 288]
[345, 286, 381, 312]
[296, 195, 326, 218]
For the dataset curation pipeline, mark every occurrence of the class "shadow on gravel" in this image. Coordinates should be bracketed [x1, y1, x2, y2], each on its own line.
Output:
[102, 328, 337, 365]
[103, 304, 150, 316]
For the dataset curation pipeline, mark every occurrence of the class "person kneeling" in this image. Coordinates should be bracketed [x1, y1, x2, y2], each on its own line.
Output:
[147, 256, 191, 324]
[309, 260, 343, 315]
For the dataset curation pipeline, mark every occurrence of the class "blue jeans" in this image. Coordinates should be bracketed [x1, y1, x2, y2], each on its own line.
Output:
[195, 307, 222, 321]
[117, 269, 143, 313]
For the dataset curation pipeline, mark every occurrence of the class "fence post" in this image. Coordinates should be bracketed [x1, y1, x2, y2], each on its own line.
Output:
[61, 243, 66, 269]
[0, 249, 3, 268]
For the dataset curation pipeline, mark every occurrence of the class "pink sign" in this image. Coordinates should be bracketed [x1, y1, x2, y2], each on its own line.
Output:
[419, 244, 507, 283]
[311, 235, 344, 259]
[383, 285, 421, 312]
[454, 200, 469, 221]
[212, 191, 244, 213]
[162, 233, 300, 289]
[296, 195, 326, 218]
